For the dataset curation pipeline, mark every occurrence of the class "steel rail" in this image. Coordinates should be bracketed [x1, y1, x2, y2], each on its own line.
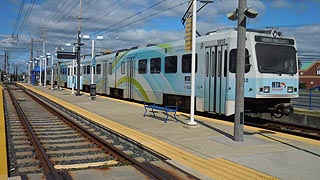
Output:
[6, 85, 65, 180]
[24, 88, 197, 180]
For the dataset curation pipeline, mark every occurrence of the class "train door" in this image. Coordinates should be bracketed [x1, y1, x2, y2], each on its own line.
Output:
[102, 60, 108, 94]
[126, 57, 135, 99]
[67, 65, 73, 88]
[204, 45, 228, 114]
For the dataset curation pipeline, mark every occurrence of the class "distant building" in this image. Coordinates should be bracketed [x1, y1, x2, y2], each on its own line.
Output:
[299, 61, 320, 89]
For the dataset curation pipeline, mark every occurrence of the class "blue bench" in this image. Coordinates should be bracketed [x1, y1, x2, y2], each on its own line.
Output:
[143, 102, 178, 123]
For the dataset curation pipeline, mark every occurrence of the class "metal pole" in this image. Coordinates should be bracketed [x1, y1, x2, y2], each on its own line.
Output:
[76, 0, 82, 96]
[39, 58, 42, 86]
[51, 55, 54, 89]
[91, 39, 94, 84]
[44, 57, 47, 87]
[188, 0, 197, 126]
[43, 35, 46, 87]
[58, 60, 60, 89]
[234, 0, 246, 141]
[72, 47, 75, 95]
[29, 38, 33, 84]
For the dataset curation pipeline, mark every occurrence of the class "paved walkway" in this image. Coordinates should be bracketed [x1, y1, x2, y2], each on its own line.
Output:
[22, 85, 320, 180]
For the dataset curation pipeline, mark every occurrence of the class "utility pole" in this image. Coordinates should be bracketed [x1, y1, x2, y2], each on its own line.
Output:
[234, 0, 246, 141]
[76, 0, 83, 96]
[4, 50, 8, 76]
[29, 38, 33, 84]
[39, 26, 48, 86]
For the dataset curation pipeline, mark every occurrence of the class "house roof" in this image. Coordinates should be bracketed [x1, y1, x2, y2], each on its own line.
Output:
[299, 61, 320, 71]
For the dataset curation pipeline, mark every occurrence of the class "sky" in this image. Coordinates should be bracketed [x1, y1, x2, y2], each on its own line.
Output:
[0, 0, 320, 73]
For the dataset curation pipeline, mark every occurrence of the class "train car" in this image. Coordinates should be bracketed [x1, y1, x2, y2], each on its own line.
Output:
[49, 28, 299, 117]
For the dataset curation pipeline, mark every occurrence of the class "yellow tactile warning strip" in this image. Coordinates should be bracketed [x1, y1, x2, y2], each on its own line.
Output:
[0, 85, 8, 180]
[21, 84, 277, 180]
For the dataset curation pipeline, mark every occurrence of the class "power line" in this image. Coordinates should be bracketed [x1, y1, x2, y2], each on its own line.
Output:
[17, 0, 36, 35]
[39, 0, 65, 27]
[110, 1, 188, 32]
[92, 0, 168, 36]
[82, 0, 130, 28]
[12, 0, 26, 36]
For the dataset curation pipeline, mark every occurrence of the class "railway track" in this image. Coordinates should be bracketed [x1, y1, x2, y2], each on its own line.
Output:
[245, 116, 320, 140]
[200, 112, 320, 140]
[3, 83, 199, 180]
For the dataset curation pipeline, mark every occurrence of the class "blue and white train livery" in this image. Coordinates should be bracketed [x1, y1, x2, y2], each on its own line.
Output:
[47, 28, 299, 117]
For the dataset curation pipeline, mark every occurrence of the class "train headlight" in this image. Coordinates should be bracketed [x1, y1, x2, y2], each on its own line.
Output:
[263, 86, 270, 93]
[287, 86, 294, 93]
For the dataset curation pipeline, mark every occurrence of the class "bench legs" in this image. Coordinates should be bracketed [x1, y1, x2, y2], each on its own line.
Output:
[144, 107, 177, 123]
[144, 107, 155, 117]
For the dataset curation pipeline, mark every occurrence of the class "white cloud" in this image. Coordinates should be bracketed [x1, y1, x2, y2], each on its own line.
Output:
[2, 0, 320, 65]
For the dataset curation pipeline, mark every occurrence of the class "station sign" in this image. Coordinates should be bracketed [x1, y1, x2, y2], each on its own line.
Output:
[185, 17, 192, 51]
[57, 51, 76, 59]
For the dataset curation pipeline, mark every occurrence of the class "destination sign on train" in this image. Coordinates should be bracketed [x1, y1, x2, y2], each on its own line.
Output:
[255, 36, 295, 45]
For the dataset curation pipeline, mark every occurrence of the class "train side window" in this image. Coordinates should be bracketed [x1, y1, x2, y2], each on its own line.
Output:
[218, 50, 222, 77]
[121, 62, 125, 74]
[138, 59, 147, 74]
[97, 64, 101, 74]
[182, 54, 197, 73]
[74, 67, 76, 75]
[206, 52, 209, 77]
[229, 49, 250, 73]
[224, 50, 228, 77]
[212, 52, 216, 77]
[93, 66, 95, 74]
[165, 56, 177, 73]
[68, 68, 70, 76]
[109, 62, 112, 74]
[83, 66, 86, 74]
[150, 57, 161, 74]
[87, 65, 91, 74]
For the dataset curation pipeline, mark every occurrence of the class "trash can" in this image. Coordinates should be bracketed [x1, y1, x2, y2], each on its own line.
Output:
[90, 84, 96, 98]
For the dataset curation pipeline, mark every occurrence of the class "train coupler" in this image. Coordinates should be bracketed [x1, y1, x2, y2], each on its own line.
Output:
[269, 103, 293, 118]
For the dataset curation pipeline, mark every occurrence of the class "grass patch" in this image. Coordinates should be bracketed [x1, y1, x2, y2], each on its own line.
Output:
[294, 108, 320, 116]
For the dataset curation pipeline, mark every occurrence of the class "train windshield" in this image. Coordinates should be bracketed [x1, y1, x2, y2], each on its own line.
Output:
[255, 44, 297, 75]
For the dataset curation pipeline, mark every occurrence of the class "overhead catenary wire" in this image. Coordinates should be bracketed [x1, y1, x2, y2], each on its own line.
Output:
[12, 0, 26, 37]
[81, 0, 130, 28]
[38, 0, 63, 27]
[108, 1, 189, 32]
[92, 0, 168, 36]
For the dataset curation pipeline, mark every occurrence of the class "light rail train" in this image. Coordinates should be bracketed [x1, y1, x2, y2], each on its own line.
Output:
[46, 28, 299, 117]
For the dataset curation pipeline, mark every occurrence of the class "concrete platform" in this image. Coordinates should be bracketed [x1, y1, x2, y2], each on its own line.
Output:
[15, 85, 320, 180]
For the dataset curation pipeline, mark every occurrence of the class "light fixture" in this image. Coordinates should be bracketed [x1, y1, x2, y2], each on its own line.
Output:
[227, 9, 238, 21]
[82, 35, 90, 39]
[226, 7, 258, 21]
[243, 7, 258, 18]
[96, 35, 103, 40]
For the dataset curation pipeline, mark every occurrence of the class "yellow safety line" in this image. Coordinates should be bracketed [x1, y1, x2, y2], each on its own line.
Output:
[0, 85, 8, 180]
[20, 84, 278, 179]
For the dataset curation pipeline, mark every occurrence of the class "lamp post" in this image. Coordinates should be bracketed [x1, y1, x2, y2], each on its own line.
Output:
[28, 60, 32, 84]
[91, 36, 103, 85]
[187, 0, 213, 126]
[40, 57, 43, 86]
[72, 46, 75, 95]
[227, 0, 258, 141]
[82, 35, 103, 99]
[66, 43, 76, 95]
[44, 53, 51, 87]
[51, 54, 54, 89]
